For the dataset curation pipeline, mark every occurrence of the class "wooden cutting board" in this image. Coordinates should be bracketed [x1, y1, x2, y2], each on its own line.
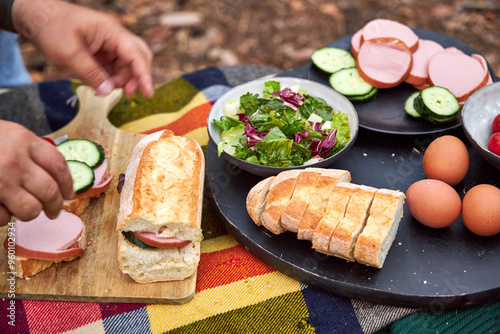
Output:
[0, 86, 196, 304]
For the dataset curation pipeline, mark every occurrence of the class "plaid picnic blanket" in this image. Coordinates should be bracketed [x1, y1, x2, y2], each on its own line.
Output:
[1, 65, 499, 334]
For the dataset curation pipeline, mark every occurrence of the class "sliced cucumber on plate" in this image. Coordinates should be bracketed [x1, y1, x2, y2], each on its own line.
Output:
[57, 139, 105, 169]
[329, 67, 378, 101]
[413, 86, 460, 124]
[404, 91, 422, 118]
[311, 47, 356, 74]
[66, 160, 95, 194]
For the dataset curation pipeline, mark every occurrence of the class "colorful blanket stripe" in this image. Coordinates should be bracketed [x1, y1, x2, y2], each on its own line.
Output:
[1, 66, 499, 334]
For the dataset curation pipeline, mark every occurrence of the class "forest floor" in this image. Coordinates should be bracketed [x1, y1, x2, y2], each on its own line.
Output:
[20, 0, 500, 85]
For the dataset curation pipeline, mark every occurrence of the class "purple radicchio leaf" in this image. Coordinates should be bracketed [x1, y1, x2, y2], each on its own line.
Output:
[309, 129, 337, 158]
[294, 131, 309, 144]
[270, 87, 305, 109]
[309, 121, 327, 136]
[117, 173, 125, 193]
[238, 113, 269, 148]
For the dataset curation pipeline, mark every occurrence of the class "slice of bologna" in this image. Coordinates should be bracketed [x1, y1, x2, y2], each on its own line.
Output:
[9, 211, 85, 261]
[428, 52, 488, 102]
[356, 38, 413, 89]
[133, 232, 192, 248]
[471, 54, 493, 86]
[75, 158, 113, 199]
[405, 39, 444, 86]
[360, 19, 419, 52]
[350, 29, 363, 58]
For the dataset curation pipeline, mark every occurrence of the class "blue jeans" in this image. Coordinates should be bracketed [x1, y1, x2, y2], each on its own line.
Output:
[0, 30, 32, 87]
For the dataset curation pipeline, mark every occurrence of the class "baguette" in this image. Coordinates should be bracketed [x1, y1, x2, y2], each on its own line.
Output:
[297, 169, 351, 240]
[312, 182, 358, 254]
[246, 176, 275, 226]
[116, 130, 205, 283]
[328, 185, 377, 260]
[260, 170, 302, 235]
[353, 189, 405, 268]
[280, 168, 323, 233]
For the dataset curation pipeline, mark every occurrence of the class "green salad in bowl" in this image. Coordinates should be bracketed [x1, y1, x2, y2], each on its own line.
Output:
[207, 77, 359, 177]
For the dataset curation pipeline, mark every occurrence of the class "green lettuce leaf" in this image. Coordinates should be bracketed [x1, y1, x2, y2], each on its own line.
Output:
[218, 124, 245, 156]
[240, 93, 261, 116]
[329, 111, 351, 155]
[213, 116, 243, 131]
[263, 81, 281, 99]
[299, 95, 334, 121]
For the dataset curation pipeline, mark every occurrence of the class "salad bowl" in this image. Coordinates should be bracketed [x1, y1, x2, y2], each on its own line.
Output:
[207, 77, 359, 177]
[462, 81, 500, 170]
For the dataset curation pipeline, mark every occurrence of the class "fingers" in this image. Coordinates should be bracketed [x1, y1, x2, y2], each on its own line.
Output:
[30, 140, 75, 201]
[2, 186, 43, 222]
[0, 204, 12, 227]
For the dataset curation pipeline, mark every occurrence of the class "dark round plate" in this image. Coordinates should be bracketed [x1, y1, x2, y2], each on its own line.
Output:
[307, 29, 497, 135]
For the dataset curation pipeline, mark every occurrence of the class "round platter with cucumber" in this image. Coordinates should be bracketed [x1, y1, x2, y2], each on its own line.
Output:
[307, 19, 498, 135]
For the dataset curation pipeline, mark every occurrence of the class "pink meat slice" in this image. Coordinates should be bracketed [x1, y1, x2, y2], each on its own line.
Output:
[133, 232, 191, 248]
[15, 211, 83, 252]
[350, 29, 363, 58]
[93, 158, 108, 185]
[360, 19, 419, 52]
[405, 39, 444, 85]
[356, 38, 413, 89]
[471, 54, 493, 86]
[428, 52, 488, 101]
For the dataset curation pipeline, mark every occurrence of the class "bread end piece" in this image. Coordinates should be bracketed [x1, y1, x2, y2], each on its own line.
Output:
[353, 189, 405, 268]
[14, 224, 87, 279]
[117, 232, 200, 283]
[246, 176, 275, 226]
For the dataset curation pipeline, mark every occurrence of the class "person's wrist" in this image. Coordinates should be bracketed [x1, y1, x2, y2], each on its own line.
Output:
[11, 0, 61, 38]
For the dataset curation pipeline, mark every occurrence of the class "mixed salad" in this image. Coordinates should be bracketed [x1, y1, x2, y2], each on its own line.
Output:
[213, 80, 350, 167]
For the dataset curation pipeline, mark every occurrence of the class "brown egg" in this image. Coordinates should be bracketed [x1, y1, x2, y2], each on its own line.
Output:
[406, 179, 461, 228]
[462, 184, 500, 237]
[423, 135, 469, 186]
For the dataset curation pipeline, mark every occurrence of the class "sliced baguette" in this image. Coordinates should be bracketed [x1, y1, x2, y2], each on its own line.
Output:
[297, 169, 351, 241]
[280, 168, 323, 233]
[328, 185, 377, 260]
[312, 182, 358, 254]
[353, 189, 405, 268]
[260, 170, 302, 235]
[246, 176, 275, 226]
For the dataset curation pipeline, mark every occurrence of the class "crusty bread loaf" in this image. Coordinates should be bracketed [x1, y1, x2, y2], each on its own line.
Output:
[280, 168, 323, 233]
[260, 170, 302, 235]
[246, 168, 405, 269]
[353, 189, 405, 268]
[14, 224, 86, 278]
[312, 182, 358, 254]
[246, 176, 275, 226]
[328, 185, 377, 261]
[117, 130, 205, 283]
[117, 232, 200, 283]
[297, 169, 351, 240]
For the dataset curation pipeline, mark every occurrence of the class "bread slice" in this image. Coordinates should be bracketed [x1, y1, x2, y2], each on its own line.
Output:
[246, 176, 275, 226]
[63, 197, 92, 217]
[297, 169, 351, 241]
[328, 185, 377, 260]
[116, 130, 204, 243]
[312, 182, 358, 254]
[280, 168, 323, 233]
[260, 169, 302, 235]
[353, 189, 405, 268]
[117, 232, 200, 283]
[14, 224, 86, 278]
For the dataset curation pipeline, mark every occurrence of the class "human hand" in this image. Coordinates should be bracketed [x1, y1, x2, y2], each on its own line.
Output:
[11, 0, 154, 98]
[0, 121, 75, 226]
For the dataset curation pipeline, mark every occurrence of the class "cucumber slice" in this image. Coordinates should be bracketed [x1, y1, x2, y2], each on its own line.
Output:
[329, 67, 374, 97]
[404, 91, 422, 118]
[122, 231, 156, 249]
[57, 139, 105, 168]
[348, 87, 379, 102]
[67, 160, 95, 194]
[414, 86, 460, 123]
[311, 47, 356, 74]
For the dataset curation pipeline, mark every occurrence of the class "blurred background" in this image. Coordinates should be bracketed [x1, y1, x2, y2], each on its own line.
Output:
[20, 0, 500, 85]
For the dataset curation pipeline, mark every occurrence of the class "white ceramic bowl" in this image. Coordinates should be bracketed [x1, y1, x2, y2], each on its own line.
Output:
[462, 82, 500, 170]
[207, 77, 359, 177]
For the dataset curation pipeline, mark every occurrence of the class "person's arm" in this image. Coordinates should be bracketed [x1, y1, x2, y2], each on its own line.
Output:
[10, 0, 154, 97]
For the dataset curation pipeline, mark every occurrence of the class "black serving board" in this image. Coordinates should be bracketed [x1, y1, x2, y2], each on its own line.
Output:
[206, 63, 500, 310]
[308, 29, 497, 135]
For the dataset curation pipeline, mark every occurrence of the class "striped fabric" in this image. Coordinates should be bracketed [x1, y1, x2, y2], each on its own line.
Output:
[1, 66, 499, 334]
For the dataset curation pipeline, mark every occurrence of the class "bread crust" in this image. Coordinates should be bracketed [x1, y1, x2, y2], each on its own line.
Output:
[260, 170, 302, 235]
[246, 176, 275, 226]
[297, 169, 351, 240]
[353, 189, 405, 268]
